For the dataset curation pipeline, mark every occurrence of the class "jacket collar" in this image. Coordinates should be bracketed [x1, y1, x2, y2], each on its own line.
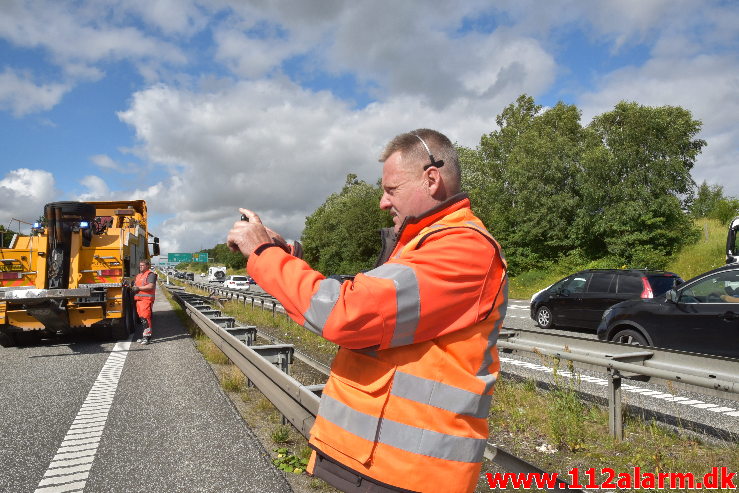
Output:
[396, 192, 470, 241]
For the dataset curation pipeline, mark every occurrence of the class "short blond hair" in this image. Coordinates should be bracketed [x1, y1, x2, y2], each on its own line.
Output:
[379, 128, 461, 193]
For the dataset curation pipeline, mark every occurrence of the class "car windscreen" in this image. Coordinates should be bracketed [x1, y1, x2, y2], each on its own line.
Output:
[231, 276, 249, 282]
[647, 275, 680, 295]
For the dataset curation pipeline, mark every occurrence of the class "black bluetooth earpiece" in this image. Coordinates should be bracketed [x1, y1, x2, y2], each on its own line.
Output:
[413, 133, 445, 170]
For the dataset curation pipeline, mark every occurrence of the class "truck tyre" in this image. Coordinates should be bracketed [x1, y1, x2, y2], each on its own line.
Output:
[0, 330, 17, 348]
[215, 271, 225, 281]
[44, 201, 96, 218]
[108, 289, 136, 340]
[123, 287, 136, 335]
[110, 319, 129, 340]
[14, 331, 42, 346]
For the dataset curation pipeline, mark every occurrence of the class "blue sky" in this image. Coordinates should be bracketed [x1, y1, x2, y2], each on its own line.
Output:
[1, 1, 737, 255]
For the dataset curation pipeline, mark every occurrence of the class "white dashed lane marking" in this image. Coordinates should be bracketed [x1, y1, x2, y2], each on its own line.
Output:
[35, 339, 131, 493]
[500, 356, 738, 418]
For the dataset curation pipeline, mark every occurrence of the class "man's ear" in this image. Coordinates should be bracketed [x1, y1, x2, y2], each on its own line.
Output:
[425, 167, 443, 197]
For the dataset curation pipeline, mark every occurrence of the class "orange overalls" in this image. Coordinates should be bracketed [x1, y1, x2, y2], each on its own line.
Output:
[248, 193, 508, 493]
[134, 269, 157, 338]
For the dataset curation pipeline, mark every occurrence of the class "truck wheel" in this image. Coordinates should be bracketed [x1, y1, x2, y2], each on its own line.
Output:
[0, 330, 17, 348]
[110, 320, 129, 340]
[14, 331, 42, 346]
[123, 288, 136, 335]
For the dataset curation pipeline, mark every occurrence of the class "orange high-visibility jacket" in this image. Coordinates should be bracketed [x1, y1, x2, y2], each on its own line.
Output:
[134, 270, 157, 301]
[247, 194, 507, 493]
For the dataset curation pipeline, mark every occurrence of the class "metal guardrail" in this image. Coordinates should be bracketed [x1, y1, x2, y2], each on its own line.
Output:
[164, 283, 580, 492]
[498, 329, 739, 438]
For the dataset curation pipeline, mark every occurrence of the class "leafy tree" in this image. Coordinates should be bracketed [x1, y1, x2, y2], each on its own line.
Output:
[579, 101, 704, 267]
[0, 225, 12, 248]
[301, 174, 392, 275]
[202, 243, 247, 270]
[461, 96, 705, 272]
[690, 181, 739, 224]
[462, 95, 590, 273]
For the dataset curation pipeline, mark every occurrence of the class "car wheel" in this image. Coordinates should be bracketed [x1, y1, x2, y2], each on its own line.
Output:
[611, 329, 648, 346]
[535, 305, 554, 329]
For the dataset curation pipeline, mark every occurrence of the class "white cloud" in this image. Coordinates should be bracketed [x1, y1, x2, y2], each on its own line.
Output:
[116, 64, 559, 252]
[89, 154, 139, 174]
[0, 69, 70, 116]
[0, 0, 188, 114]
[91, 154, 120, 171]
[577, 52, 739, 197]
[214, 28, 298, 79]
[76, 176, 112, 201]
[0, 169, 58, 226]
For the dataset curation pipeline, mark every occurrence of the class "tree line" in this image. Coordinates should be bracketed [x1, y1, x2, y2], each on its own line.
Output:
[204, 94, 737, 277]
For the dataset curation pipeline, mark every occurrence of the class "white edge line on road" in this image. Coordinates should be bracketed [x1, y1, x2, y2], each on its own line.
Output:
[34, 339, 132, 493]
[499, 356, 737, 418]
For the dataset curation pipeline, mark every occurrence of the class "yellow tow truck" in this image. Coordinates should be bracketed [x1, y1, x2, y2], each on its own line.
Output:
[0, 200, 159, 347]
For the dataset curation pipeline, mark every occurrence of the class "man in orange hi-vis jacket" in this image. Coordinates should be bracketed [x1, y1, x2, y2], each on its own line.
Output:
[131, 259, 157, 344]
[227, 129, 507, 493]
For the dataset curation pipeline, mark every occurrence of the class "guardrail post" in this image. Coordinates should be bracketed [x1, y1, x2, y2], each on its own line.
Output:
[252, 344, 295, 424]
[271, 301, 276, 318]
[608, 367, 623, 440]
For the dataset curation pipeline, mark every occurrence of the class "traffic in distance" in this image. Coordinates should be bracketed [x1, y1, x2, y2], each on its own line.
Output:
[530, 215, 739, 358]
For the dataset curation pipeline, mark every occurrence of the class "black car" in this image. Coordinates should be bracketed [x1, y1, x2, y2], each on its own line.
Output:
[530, 269, 682, 330]
[597, 264, 739, 358]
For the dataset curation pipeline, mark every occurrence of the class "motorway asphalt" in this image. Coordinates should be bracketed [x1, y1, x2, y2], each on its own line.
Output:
[0, 285, 291, 493]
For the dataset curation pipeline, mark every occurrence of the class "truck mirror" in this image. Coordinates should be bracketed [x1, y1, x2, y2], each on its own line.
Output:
[152, 243, 160, 256]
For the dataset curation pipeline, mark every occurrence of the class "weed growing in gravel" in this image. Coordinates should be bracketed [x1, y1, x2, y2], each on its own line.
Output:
[220, 364, 245, 392]
[271, 425, 292, 444]
[547, 359, 587, 451]
[196, 335, 230, 364]
[273, 447, 308, 474]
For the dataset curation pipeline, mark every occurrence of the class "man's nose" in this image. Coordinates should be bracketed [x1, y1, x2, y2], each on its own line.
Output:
[379, 193, 391, 210]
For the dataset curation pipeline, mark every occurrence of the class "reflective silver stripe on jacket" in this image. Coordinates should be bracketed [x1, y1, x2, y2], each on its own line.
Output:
[391, 371, 492, 419]
[477, 278, 508, 393]
[134, 293, 154, 298]
[302, 278, 342, 336]
[363, 263, 419, 347]
[318, 394, 486, 463]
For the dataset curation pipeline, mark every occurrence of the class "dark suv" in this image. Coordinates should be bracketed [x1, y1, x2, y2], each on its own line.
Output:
[530, 269, 682, 330]
[597, 263, 739, 358]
